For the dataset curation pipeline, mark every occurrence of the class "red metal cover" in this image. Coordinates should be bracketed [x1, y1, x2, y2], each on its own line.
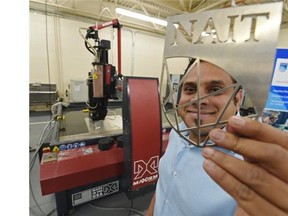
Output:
[127, 78, 162, 191]
[40, 145, 124, 195]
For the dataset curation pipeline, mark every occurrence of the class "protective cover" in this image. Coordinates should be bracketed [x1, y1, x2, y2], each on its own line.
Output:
[122, 77, 162, 198]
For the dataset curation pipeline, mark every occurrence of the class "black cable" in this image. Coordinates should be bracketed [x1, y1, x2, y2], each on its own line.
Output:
[85, 40, 95, 55]
[88, 203, 145, 216]
[128, 199, 133, 216]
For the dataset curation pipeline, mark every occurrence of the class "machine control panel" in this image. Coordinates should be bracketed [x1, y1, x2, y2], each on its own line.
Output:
[71, 180, 119, 206]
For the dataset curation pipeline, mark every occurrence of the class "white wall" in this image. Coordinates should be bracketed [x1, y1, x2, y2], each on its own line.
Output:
[30, 11, 288, 102]
[29, 12, 165, 101]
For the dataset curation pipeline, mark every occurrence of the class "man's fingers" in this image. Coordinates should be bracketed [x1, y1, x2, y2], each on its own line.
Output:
[202, 148, 288, 212]
[209, 128, 288, 182]
[205, 116, 288, 216]
[234, 207, 249, 216]
[202, 157, 288, 216]
[226, 116, 288, 150]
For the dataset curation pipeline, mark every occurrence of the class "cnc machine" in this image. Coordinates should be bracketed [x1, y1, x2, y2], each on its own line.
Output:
[38, 19, 170, 216]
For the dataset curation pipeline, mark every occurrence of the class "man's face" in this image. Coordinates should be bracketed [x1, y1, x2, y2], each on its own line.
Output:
[177, 61, 242, 142]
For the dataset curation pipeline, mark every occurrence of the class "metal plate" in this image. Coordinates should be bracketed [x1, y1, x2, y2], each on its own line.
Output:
[160, 2, 283, 146]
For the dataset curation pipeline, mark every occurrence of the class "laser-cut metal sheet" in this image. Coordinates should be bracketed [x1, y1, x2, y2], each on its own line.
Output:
[160, 2, 283, 146]
[162, 2, 282, 114]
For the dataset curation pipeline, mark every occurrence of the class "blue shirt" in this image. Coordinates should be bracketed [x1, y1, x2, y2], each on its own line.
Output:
[154, 122, 241, 216]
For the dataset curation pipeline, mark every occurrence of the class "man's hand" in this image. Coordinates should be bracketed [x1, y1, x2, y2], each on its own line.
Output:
[202, 116, 288, 216]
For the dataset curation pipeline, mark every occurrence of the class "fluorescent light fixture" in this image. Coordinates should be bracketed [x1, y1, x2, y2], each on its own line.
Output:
[116, 7, 167, 27]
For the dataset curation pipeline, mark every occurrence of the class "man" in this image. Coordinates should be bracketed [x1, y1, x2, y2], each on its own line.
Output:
[177, 59, 242, 145]
[146, 59, 243, 216]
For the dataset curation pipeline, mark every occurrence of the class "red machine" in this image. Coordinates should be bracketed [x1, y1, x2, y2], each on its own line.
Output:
[39, 19, 170, 216]
[85, 19, 122, 121]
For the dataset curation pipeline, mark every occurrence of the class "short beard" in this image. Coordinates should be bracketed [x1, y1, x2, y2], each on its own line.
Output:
[188, 119, 211, 142]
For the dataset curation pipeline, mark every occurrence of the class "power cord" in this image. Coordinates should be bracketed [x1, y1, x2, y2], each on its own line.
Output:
[30, 100, 70, 215]
[129, 199, 134, 216]
[29, 118, 56, 216]
[88, 203, 145, 216]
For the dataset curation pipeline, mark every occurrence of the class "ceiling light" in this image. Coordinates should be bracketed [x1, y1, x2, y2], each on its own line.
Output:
[116, 8, 167, 27]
